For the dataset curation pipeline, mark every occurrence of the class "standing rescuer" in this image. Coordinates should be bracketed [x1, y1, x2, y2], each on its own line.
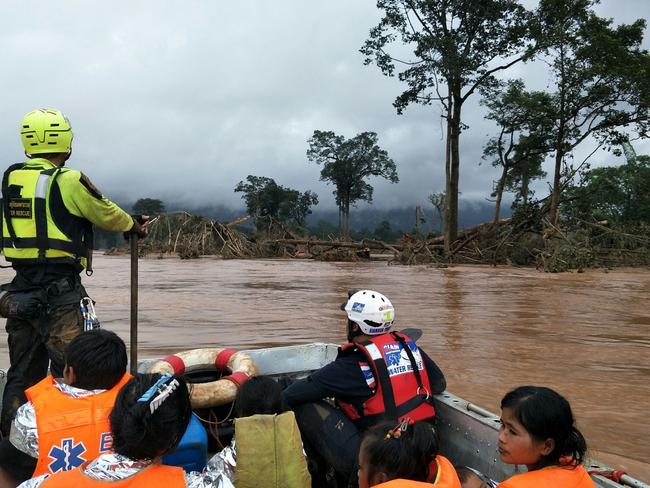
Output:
[0, 108, 146, 435]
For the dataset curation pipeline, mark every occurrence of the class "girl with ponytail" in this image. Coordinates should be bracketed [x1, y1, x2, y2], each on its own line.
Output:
[357, 420, 461, 488]
[497, 386, 595, 488]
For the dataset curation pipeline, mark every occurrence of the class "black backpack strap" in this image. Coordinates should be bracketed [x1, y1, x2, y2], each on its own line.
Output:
[1, 163, 27, 246]
[392, 332, 425, 390]
[360, 339, 398, 422]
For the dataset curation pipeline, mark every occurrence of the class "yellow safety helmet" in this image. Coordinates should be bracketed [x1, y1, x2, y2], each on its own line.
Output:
[20, 108, 74, 156]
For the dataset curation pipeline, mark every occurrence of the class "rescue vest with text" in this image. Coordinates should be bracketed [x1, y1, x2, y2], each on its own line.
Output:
[26, 373, 132, 476]
[40, 462, 186, 487]
[1, 161, 93, 265]
[337, 331, 436, 426]
[497, 464, 596, 488]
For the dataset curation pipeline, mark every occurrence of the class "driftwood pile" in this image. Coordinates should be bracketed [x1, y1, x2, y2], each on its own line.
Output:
[142, 212, 258, 259]
[109, 211, 650, 272]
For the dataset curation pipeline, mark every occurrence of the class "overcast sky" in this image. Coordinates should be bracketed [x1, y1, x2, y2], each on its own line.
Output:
[1, 1, 648, 212]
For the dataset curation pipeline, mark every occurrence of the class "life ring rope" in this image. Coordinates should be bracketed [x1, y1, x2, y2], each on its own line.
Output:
[148, 347, 258, 408]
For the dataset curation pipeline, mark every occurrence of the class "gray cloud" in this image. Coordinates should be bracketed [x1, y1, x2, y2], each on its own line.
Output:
[0, 0, 647, 211]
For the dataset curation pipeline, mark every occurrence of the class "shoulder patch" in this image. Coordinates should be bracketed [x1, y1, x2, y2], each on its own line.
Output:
[79, 173, 103, 199]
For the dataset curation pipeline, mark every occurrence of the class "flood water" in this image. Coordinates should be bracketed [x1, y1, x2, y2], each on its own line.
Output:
[0, 255, 648, 478]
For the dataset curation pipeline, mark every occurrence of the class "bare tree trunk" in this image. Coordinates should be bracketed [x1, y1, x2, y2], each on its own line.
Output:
[548, 44, 567, 228]
[343, 197, 351, 241]
[445, 95, 461, 248]
[548, 148, 564, 225]
[494, 165, 508, 223]
[521, 172, 530, 206]
[443, 97, 453, 255]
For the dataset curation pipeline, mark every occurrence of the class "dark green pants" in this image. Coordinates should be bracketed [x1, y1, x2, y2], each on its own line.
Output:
[1, 303, 84, 435]
[0, 264, 86, 436]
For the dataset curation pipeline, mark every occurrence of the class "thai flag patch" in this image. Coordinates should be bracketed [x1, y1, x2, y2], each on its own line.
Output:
[359, 362, 376, 389]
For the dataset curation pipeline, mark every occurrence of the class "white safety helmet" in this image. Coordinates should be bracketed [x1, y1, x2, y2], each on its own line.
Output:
[344, 290, 395, 336]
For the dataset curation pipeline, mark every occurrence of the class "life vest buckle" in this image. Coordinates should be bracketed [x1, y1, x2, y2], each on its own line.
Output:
[417, 386, 431, 400]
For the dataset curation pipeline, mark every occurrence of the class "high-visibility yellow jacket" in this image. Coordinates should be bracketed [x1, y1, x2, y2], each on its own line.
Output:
[1, 158, 133, 267]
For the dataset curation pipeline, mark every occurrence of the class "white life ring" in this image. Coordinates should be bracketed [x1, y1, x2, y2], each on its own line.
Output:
[147, 348, 258, 409]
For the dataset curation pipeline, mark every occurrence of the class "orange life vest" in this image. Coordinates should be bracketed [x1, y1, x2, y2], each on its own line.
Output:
[428, 455, 462, 488]
[373, 479, 433, 487]
[337, 332, 436, 427]
[39, 462, 186, 487]
[370, 455, 461, 488]
[26, 373, 132, 476]
[497, 464, 596, 488]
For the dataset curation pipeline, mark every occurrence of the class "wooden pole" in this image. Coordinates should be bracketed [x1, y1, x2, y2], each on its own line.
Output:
[130, 232, 138, 375]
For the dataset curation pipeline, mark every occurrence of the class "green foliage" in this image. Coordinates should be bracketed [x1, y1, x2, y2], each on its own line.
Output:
[132, 198, 165, 215]
[234, 175, 318, 229]
[532, 0, 650, 223]
[307, 130, 398, 239]
[481, 80, 551, 211]
[361, 0, 533, 114]
[564, 155, 650, 226]
[361, 0, 534, 246]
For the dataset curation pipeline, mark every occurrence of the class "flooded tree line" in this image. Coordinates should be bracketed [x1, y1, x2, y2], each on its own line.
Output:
[108, 0, 650, 272]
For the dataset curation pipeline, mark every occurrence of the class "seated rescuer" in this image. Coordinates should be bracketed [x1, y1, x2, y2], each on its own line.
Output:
[496, 386, 595, 488]
[283, 290, 446, 483]
[0, 108, 147, 435]
[208, 376, 310, 488]
[20, 374, 236, 488]
[0, 329, 131, 486]
[358, 420, 461, 488]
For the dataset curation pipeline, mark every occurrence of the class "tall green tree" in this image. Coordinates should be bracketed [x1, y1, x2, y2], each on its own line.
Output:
[564, 153, 650, 226]
[234, 175, 318, 231]
[481, 80, 552, 221]
[132, 198, 165, 215]
[307, 130, 398, 240]
[361, 0, 533, 251]
[533, 0, 650, 226]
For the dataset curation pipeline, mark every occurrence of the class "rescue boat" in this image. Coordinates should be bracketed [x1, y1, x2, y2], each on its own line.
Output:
[0, 340, 647, 488]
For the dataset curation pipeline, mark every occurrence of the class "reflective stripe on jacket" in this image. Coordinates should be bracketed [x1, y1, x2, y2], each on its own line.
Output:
[1, 159, 132, 266]
[26, 373, 132, 476]
[337, 331, 436, 426]
[497, 465, 596, 488]
[39, 462, 186, 487]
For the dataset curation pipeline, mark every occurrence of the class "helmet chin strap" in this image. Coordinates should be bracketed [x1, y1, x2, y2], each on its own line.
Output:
[347, 320, 360, 342]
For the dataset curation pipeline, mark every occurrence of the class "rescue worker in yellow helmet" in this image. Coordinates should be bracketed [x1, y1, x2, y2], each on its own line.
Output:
[0, 108, 146, 436]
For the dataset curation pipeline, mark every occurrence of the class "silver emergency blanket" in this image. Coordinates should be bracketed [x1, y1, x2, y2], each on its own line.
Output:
[11, 380, 106, 457]
[206, 438, 237, 484]
[18, 453, 236, 488]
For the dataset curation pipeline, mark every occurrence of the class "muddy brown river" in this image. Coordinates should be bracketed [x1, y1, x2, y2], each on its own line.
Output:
[0, 255, 648, 478]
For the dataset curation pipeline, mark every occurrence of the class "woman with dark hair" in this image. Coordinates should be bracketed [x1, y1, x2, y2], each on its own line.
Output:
[497, 386, 595, 488]
[19, 374, 234, 488]
[357, 420, 461, 487]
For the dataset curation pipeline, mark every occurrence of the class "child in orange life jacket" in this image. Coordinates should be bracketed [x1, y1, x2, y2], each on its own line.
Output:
[207, 376, 310, 488]
[19, 373, 235, 488]
[0, 329, 130, 487]
[496, 386, 596, 488]
[357, 420, 461, 488]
